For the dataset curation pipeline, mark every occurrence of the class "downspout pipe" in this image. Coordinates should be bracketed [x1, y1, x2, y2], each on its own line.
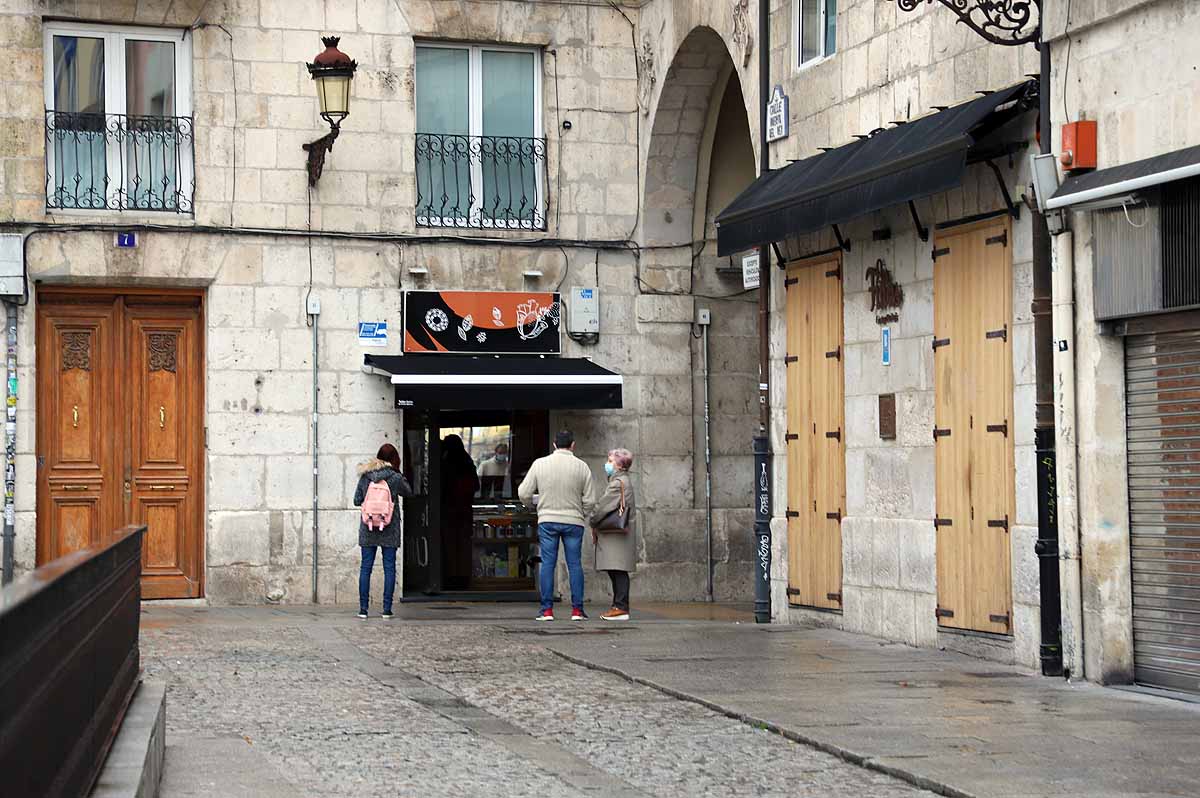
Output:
[1, 301, 16, 586]
[1052, 228, 1084, 681]
[752, 0, 773, 623]
[311, 308, 320, 604]
[703, 320, 713, 602]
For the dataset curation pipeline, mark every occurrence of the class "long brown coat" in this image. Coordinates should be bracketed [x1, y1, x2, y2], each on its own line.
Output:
[590, 470, 637, 573]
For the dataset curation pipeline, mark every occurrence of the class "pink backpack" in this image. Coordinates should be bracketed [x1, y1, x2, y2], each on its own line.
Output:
[361, 480, 395, 531]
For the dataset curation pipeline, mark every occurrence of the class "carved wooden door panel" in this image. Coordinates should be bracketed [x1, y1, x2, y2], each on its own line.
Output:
[36, 302, 120, 564]
[37, 291, 204, 599]
[125, 301, 203, 598]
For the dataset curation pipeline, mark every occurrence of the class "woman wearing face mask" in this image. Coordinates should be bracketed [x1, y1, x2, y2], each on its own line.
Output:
[590, 448, 636, 621]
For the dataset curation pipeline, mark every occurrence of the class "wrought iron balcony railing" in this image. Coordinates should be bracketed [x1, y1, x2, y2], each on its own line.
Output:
[416, 133, 548, 230]
[45, 111, 195, 213]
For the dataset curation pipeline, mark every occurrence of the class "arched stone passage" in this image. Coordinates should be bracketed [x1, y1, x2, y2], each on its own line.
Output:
[634, 23, 760, 601]
[642, 26, 747, 252]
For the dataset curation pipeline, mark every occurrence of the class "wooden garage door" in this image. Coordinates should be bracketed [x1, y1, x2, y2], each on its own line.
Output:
[37, 289, 205, 599]
[932, 220, 1014, 634]
[785, 256, 845, 610]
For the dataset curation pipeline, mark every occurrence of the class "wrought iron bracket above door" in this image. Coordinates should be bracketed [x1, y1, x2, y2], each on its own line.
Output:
[894, 0, 1041, 47]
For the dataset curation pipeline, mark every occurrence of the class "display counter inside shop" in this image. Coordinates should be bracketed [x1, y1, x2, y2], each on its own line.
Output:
[470, 501, 537, 590]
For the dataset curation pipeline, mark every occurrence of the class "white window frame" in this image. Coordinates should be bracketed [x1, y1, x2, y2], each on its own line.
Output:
[793, 0, 836, 71]
[42, 21, 194, 213]
[414, 41, 544, 230]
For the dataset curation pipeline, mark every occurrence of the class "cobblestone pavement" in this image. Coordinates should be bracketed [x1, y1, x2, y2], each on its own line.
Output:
[142, 609, 935, 798]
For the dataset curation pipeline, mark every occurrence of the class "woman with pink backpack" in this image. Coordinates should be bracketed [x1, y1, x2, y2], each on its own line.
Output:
[352, 443, 412, 619]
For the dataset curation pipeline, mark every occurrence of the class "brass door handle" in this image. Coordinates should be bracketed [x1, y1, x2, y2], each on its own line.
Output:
[72, 406, 79, 428]
[149, 485, 176, 491]
[159, 406, 165, 429]
[62, 484, 88, 491]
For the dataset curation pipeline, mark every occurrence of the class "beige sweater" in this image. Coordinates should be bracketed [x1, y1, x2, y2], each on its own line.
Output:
[518, 448, 596, 527]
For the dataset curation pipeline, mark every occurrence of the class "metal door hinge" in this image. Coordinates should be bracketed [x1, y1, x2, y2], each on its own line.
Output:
[785, 355, 798, 364]
[785, 433, 799, 442]
[985, 325, 1008, 341]
[825, 429, 840, 441]
[987, 515, 1010, 532]
[825, 266, 842, 279]
[825, 347, 841, 360]
[986, 421, 1008, 436]
[786, 587, 801, 597]
[934, 517, 953, 527]
[932, 337, 950, 350]
[989, 612, 1011, 630]
[932, 246, 950, 260]
[785, 276, 798, 288]
[935, 606, 955, 618]
[827, 592, 843, 604]
[825, 510, 842, 521]
[985, 230, 1008, 247]
[933, 427, 951, 440]
[785, 509, 800, 518]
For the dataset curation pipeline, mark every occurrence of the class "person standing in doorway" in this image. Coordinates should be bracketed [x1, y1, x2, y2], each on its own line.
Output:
[440, 434, 480, 590]
[353, 443, 412, 619]
[591, 448, 636, 621]
[519, 430, 596, 621]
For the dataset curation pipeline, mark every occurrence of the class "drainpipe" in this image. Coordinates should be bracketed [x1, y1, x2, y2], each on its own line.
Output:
[1, 301, 16, 585]
[702, 319, 713, 602]
[310, 305, 321, 603]
[752, 0, 772, 624]
[1052, 229, 1084, 680]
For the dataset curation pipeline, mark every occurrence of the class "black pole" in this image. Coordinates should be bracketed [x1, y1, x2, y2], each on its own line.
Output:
[753, 0, 772, 624]
[1033, 39, 1064, 675]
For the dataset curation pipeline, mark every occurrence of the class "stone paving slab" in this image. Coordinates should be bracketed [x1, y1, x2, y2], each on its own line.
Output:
[141, 606, 935, 798]
[540, 620, 1200, 798]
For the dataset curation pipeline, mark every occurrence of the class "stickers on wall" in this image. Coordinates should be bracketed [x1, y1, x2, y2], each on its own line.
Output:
[881, 327, 891, 366]
[357, 321, 388, 347]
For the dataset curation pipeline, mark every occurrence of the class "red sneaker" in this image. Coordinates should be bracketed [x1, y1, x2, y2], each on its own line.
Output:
[535, 608, 554, 622]
[571, 607, 588, 621]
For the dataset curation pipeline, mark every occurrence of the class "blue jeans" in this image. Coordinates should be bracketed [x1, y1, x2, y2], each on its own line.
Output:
[538, 522, 584, 612]
[360, 545, 397, 613]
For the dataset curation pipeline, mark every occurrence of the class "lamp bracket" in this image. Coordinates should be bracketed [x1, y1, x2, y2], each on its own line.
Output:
[302, 127, 339, 187]
[894, 0, 1041, 47]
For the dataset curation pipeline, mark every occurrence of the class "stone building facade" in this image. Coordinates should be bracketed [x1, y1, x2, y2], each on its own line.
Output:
[741, 1, 1043, 669]
[0, 0, 765, 606]
[1041, 0, 1200, 692]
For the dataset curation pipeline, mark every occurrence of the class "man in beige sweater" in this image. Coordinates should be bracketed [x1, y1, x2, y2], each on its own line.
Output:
[518, 429, 596, 621]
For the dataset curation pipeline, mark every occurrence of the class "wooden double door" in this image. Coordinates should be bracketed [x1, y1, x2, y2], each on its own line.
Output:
[932, 220, 1014, 634]
[37, 289, 205, 599]
[784, 256, 845, 610]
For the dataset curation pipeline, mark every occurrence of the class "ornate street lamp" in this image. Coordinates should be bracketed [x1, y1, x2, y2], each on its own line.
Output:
[894, 0, 1041, 46]
[302, 36, 358, 186]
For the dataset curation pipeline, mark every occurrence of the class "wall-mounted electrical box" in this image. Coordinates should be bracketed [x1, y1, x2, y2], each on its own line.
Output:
[0, 235, 24, 297]
[1060, 120, 1097, 172]
[568, 287, 600, 333]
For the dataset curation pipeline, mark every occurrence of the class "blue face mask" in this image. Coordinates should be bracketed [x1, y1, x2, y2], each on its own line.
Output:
[604, 462, 615, 477]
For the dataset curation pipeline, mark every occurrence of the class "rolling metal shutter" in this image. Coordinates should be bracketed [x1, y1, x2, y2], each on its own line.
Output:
[1126, 331, 1200, 693]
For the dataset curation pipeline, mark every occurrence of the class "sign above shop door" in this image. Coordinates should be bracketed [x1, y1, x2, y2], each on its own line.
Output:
[403, 290, 562, 355]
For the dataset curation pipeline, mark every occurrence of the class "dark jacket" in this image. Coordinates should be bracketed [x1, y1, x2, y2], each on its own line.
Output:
[353, 459, 412, 548]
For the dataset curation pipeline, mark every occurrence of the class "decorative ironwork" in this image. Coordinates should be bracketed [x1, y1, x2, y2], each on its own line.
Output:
[61, 332, 91, 371]
[894, 0, 1041, 46]
[303, 128, 340, 187]
[148, 333, 178, 373]
[44, 111, 195, 213]
[415, 133, 548, 230]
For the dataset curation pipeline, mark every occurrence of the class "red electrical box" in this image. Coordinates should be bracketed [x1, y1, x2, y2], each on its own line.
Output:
[1060, 120, 1097, 172]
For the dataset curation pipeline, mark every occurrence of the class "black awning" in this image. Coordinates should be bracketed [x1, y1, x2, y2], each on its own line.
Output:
[363, 354, 623, 411]
[1048, 144, 1200, 210]
[715, 80, 1037, 255]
